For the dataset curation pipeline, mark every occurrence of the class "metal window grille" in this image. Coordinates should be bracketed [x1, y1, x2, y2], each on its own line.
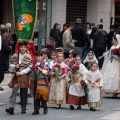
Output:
[66, 0, 87, 24]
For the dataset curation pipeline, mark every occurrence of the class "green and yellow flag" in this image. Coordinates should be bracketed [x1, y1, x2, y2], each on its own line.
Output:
[12, 0, 38, 41]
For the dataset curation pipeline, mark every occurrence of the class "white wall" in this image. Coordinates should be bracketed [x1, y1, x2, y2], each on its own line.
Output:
[51, 0, 66, 29]
[87, 0, 112, 32]
[87, 0, 99, 26]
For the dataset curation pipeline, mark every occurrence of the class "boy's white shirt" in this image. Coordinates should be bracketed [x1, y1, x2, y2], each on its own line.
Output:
[34, 61, 49, 75]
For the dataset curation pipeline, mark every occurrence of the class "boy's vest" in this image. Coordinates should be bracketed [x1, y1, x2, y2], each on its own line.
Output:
[8, 52, 32, 88]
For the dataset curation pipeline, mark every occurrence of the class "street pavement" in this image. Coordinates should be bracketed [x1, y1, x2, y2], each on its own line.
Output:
[0, 74, 120, 120]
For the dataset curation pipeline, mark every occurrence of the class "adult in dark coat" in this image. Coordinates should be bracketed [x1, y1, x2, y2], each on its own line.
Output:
[0, 27, 12, 90]
[50, 23, 62, 48]
[107, 25, 115, 50]
[72, 18, 86, 57]
[93, 24, 106, 69]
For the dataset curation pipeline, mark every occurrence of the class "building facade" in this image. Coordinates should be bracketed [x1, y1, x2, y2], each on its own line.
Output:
[0, 0, 120, 48]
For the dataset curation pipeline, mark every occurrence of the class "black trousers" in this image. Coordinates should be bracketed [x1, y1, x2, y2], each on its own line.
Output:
[95, 47, 106, 69]
[64, 49, 69, 59]
[34, 96, 47, 111]
[20, 88, 28, 110]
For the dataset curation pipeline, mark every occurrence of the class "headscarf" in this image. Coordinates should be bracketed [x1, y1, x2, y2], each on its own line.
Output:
[84, 51, 98, 64]
[116, 34, 120, 45]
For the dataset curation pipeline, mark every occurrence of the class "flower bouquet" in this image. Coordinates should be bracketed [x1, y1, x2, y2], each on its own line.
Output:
[54, 64, 61, 81]
[111, 48, 120, 56]
[111, 48, 120, 62]
[71, 65, 80, 83]
[31, 66, 39, 80]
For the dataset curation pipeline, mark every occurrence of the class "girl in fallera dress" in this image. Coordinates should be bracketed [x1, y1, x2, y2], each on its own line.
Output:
[49, 52, 68, 109]
[50, 51, 57, 69]
[84, 51, 98, 70]
[85, 62, 103, 111]
[65, 50, 78, 70]
[67, 55, 88, 110]
[98, 34, 120, 97]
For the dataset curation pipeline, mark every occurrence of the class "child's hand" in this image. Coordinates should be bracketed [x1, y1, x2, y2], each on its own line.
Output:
[16, 72, 21, 76]
[15, 64, 19, 69]
[97, 56, 103, 60]
[110, 55, 114, 59]
[58, 76, 62, 80]
[91, 84, 96, 87]
[38, 67, 42, 71]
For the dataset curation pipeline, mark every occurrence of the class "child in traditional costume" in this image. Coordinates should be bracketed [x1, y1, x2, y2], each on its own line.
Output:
[5, 41, 32, 115]
[30, 51, 50, 115]
[84, 51, 98, 70]
[41, 48, 51, 66]
[67, 55, 88, 110]
[65, 50, 78, 70]
[98, 34, 120, 97]
[49, 52, 68, 109]
[50, 51, 57, 69]
[85, 62, 103, 111]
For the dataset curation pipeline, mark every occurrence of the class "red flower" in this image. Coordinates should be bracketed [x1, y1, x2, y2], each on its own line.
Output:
[32, 66, 38, 70]
[71, 65, 79, 71]
[81, 80, 85, 87]
[95, 79, 100, 83]
[32, 59, 37, 65]
[112, 49, 118, 54]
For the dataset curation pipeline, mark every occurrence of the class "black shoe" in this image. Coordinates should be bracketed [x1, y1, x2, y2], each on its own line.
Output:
[32, 111, 39, 115]
[91, 107, 96, 111]
[90, 107, 93, 110]
[113, 93, 118, 98]
[69, 105, 75, 110]
[0, 87, 4, 91]
[76, 106, 81, 110]
[5, 107, 14, 115]
[55, 104, 61, 109]
[18, 102, 21, 105]
[21, 109, 26, 114]
[43, 107, 48, 114]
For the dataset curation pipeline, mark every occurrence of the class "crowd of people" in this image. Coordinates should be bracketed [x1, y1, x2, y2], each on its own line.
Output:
[0, 18, 120, 115]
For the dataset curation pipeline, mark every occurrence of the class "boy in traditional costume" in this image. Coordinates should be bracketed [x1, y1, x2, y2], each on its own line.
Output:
[67, 55, 88, 110]
[41, 48, 51, 65]
[5, 41, 32, 115]
[30, 51, 50, 115]
[85, 62, 103, 111]
[49, 52, 68, 109]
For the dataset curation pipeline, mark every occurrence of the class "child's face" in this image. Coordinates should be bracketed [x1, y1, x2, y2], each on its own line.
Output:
[36, 55, 43, 62]
[91, 64, 98, 71]
[75, 57, 82, 65]
[46, 39, 51, 46]
[69, 53, 73, 59]
[57, 54, 64, 62]
[19, 46, 27, 54]
[43, 53, 47, 59]
[88, 53, 94, 60]
[51, 53, 56, 60]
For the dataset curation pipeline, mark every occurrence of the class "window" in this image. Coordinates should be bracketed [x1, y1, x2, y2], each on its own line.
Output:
[66, 0, 87, 24]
